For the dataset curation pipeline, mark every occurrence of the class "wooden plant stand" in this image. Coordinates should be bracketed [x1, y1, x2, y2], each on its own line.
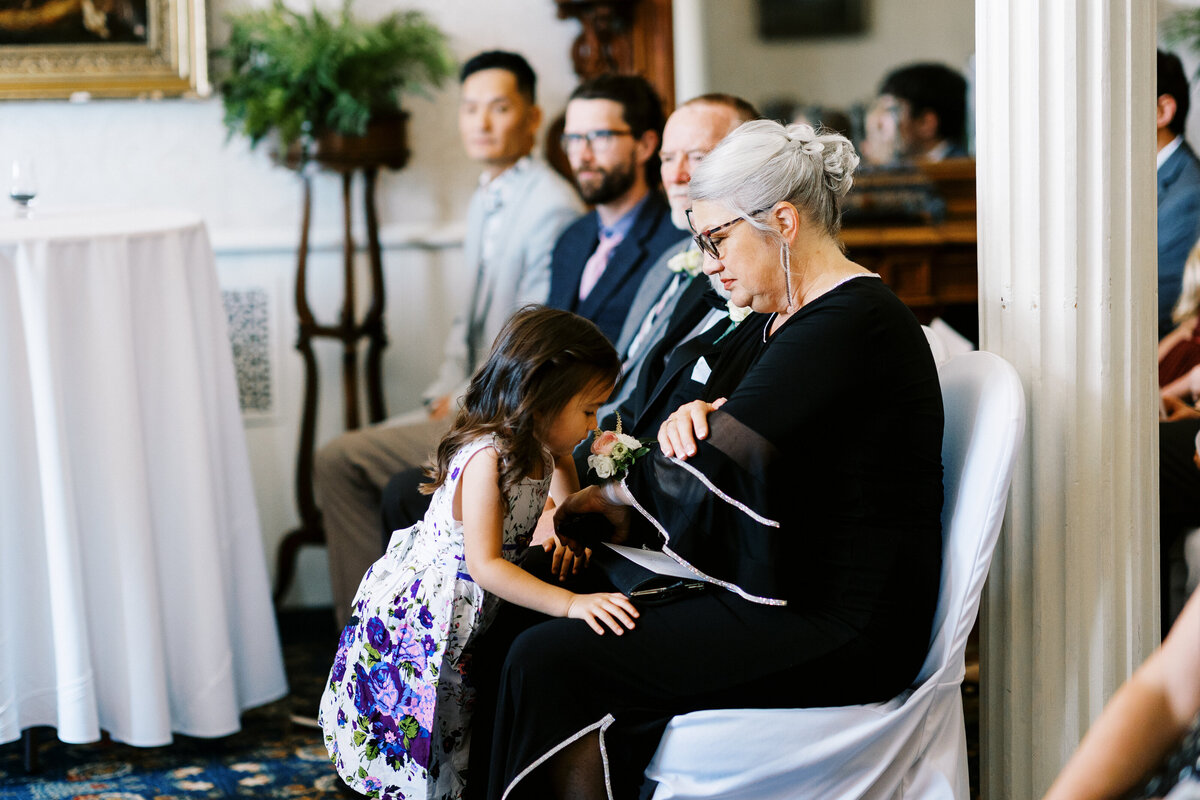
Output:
[272, 115, 410, 603]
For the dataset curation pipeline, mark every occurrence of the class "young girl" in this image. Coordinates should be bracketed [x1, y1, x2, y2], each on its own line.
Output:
[317, 306, 639, 800]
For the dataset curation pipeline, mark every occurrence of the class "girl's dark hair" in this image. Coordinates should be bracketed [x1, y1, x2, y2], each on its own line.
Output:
[421, 306, 620, 503]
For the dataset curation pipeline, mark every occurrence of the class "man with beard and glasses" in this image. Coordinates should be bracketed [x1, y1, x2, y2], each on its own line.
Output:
[546, 74, 687, 344]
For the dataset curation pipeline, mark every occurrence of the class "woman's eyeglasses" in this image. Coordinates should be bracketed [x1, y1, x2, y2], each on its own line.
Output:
[560, 129, 634, 154]
[686, 206, 773, 260]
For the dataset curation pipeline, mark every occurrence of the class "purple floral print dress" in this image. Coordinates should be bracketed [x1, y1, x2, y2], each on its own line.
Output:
[318, 436, 552, 800]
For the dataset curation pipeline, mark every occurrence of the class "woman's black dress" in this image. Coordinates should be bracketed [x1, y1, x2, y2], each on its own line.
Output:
[487, 276, 945, 799]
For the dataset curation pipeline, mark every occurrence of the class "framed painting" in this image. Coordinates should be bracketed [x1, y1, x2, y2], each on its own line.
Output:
[0, 0, 207, 98]
[757, 0, 867, 40]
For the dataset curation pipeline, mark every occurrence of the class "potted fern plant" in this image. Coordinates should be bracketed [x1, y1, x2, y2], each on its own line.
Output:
[213, 0, 453, 169]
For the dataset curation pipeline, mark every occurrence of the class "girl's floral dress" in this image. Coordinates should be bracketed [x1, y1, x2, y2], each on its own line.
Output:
[318, 436, 552, 800]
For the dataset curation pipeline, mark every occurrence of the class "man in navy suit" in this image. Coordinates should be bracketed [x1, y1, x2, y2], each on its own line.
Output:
[546, 74, 687, 343]
[1157, 50, 1200, 338]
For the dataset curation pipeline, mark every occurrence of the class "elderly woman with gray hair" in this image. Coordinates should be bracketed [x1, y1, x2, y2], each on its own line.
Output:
[480, 120, 946, 800]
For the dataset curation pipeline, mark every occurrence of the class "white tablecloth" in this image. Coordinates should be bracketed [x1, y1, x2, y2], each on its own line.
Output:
[0, 207, 288, 747]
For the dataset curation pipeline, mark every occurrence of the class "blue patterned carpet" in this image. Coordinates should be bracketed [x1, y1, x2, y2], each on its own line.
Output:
[0, 610, 347, 800]
[0, 609, 981, 799]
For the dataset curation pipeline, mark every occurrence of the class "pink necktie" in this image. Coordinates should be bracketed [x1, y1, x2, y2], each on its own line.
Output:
[578, 229, 623, 302]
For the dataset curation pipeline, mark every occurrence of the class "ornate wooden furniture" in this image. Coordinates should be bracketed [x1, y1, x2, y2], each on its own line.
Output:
[272, 117, 409, 603]
[841, 158, 979, 330]
[554, 0, 675, 107]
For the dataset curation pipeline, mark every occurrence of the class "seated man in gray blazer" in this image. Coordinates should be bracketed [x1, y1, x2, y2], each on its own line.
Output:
[315, 50, 583, 628]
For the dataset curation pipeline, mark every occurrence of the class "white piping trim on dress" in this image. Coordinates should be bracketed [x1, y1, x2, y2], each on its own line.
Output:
[501, 713, 616, 800]
[620, 478, 788, 607]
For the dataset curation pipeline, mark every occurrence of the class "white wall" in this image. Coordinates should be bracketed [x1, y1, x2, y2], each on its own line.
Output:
[0, 0, 580, 608]
[694, 0, 974, 119]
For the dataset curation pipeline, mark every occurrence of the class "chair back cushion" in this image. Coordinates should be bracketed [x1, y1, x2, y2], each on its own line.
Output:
[917, 351, 1025, 684]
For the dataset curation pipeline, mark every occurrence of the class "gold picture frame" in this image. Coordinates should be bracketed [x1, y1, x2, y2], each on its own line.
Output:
[0, 0, 208, 98]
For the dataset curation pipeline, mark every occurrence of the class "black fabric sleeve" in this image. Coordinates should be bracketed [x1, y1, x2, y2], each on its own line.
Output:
[624, 278, 944, 628]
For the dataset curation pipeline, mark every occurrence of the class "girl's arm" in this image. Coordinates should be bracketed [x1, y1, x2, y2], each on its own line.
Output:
[458, 447, 638, 635]
[549, 451, 580, 506]
[545, 453, 587, 581]
[1043, 588, 1200, 800]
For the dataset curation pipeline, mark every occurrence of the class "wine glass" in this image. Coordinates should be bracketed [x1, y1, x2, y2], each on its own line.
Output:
[10, 156, 37, 214]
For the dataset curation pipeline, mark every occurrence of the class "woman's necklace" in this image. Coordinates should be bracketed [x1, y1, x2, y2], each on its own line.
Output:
[762, 311, 780, 342]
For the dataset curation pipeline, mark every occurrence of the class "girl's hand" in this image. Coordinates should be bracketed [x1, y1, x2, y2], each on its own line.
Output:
[658, 398, 727, 459]
[542, 533, 590, 582]
[566, 592, 640, 635]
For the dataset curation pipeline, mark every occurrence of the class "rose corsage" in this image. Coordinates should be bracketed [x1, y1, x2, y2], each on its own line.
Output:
[586, 413, 652, 479]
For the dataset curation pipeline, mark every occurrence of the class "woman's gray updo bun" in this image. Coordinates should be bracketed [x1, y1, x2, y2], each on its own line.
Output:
[688, 119, 860, 238]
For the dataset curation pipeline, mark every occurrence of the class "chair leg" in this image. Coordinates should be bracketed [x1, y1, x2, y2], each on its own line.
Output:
[273, 523, 325, 603]
[22, 727, 38, 774]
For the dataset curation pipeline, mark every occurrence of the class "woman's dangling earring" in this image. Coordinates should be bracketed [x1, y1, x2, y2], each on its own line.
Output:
[781, 242, 798, 314]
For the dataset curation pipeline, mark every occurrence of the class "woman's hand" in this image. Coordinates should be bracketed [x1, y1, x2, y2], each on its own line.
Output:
[566, 592, 640, 635]
[542, 532, 590, 582]
[658, 398, 727, 460]
[553, 485, 631, 554]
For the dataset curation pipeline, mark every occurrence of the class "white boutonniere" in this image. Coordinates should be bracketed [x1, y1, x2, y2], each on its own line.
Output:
[726, 301, 752, 324]
[712, 301, 753, 345]
[667, 247, 703, 277]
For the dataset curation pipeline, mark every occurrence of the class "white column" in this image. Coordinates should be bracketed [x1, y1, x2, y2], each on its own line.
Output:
[976, 1, 1158, 797]
[671, 0, 709, 103]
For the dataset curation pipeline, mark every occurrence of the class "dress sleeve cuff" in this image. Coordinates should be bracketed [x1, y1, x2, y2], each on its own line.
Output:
[601, 480, 634, 506]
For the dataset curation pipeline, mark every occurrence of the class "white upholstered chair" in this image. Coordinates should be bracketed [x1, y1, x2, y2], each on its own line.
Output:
[645, 350, 1026, 800]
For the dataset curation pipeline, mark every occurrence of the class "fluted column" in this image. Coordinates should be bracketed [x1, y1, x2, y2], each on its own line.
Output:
[976, 1, 1158, 797]
[671, 0, 708, 103]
